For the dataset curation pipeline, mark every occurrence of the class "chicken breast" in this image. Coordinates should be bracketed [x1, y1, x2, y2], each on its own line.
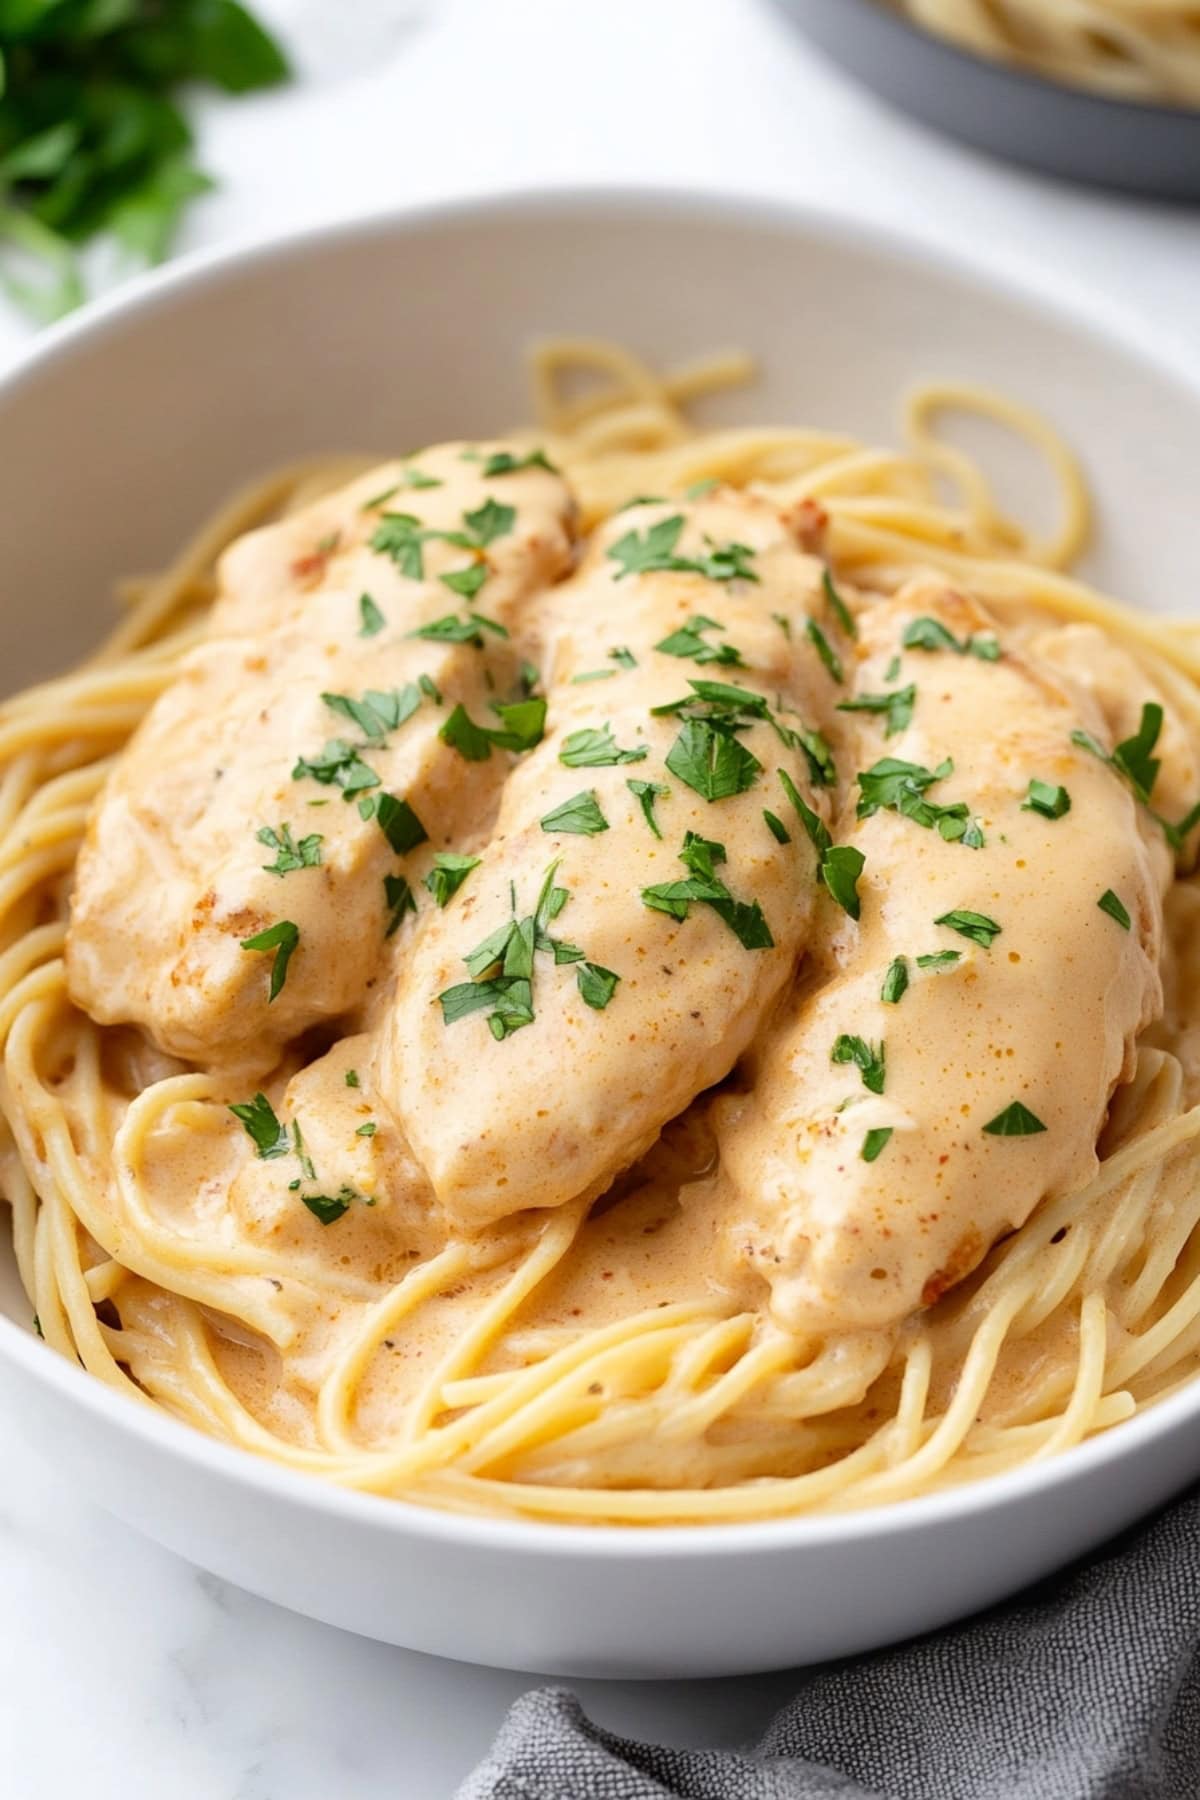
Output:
[379, 489, 844, 1230]
[715, 580, 1172, 1334]
[66, 448, 578, 1072]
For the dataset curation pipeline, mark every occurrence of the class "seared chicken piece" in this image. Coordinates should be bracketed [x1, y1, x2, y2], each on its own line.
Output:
[380, 490, 841, 1230]
[716, 580, 1171, 1333]
[67, 449, 577, 1072]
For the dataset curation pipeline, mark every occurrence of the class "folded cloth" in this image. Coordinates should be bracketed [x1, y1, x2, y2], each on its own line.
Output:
[459, 1487, 1200, 1800]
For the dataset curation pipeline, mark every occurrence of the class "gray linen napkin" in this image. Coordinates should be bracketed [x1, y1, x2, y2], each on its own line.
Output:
[459, 1486, 1200, 1800]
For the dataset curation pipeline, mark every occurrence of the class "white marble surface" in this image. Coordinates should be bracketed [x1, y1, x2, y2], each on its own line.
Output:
[0, 1, 1198, 1794]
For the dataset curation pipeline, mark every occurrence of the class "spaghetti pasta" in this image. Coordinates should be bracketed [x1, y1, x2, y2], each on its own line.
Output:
[3, 340, 1200, 1526]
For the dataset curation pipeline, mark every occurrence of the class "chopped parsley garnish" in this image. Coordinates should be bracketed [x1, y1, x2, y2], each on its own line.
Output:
[291, 1121, 316, 1181]
[1024, 779, 1071, 820]
[666, 717, 761, 800]
[540, 790, 609, 836]
[440, 564, 488, 601]
[1071, 701, 1200, 851]
[822, 569, 856, 638]
[371, 794, 428, 856]
[772, 612, 792, 639]
[345, 1069, 360, 1088]
[902, 617, 1001, 661]
[419, 673, 442, 706]
[641, 832, 773, 950]
[823, 845, 866, 919]
[606, 514, 759, 584]
[240, 920, 299, 1001]
[462, 497, 516, 546]
[410, 612, 508, 645]
[982, 1102, 1046, 1138]
[356, 1121, 377, 1137]
[796, 728, 837, 789]
[439, 862, 618, 1036]
[321, 684, 421, 743]
[610, 646, 638, 669]
[832, 1033, 886, 1095]
[837, 684, 916, 739]
[763, 809, 791, 845]
[560, 724, 648, 768]
[1098, 889, 1131, 930]
[655, 614, 745, 668]
[257, 823, 322, 876]
[476, 447, 558, 477]
[805, 618, 844, 684]
[935, 909, 1001, 948]
[684, 477, 721, 499]
[778, 768, 831, 858]
[400, 465, 443, 489]
[369, 510, 426, 577]
[628, 778, 668, 838]
[424, 853, 481, 907]
[358, 593, 386, 637]
[441, 698, 547, 762]
[302, 1190, 355, 1226]
[916, 950, 961, 970]
[857, 756, 983, 846]
[370, 498, 515, 592]
[861, 1127, 893, 1163]
[571, 668, 618, 684]
[383, 873, 417, 936]
[884, 653, 901, 683]
[228, 1092, 289, 1159]
[881, 958, 909, 1004]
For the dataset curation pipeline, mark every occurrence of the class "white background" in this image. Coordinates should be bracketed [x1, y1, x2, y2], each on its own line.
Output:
[0, 1, 1197, 1794]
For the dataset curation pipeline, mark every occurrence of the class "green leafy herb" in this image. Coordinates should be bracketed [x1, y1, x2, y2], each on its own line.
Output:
[441, 698, 547, 762]
[358, 594, 386, 637]
[861, 1127, 893, 1164]
[805, 618, 844, 684]
[439, 704, 493, 762]
[666, 717, 761, 800]
[1023, 779, 1071, 820]
[935, 909, 1001, 948]
[820, 846, 866, 920]
[1098, 888, 1131, 930]
[302, 1189, 355, 1226]
[257, 823, 322, 876]
[822, 569, 856, 638]
[477, 447, 557, 477]
[881, 957, 909, 1004]
[419, 673, 442, 706]
[356, 1121, 377, 1137]
[916, 950, 961, 970]
[240, 919, 299, 1001]
[902, 617, 1001, 661]
[654, 614, 745, 668]
[982, 1101, 1046, 1138]
[1071, 702, 1200, 850]
[397, 465, 442, 490]
[642, 832, 774, 950]
[884, 653, 901, 683]
[423, 853, 480, 908]
[832, 1033, 886, 1095]
[837, 684, 916, 739]
[0, 2, 289, 322]
[763, 809, 791, 845]
[321, 685, 420, 743]
[439, 564, 488, 601]
[577, 962, 620, 1010]
[684, 476, 720, 499]
[373, 794, 428, 856]
[540, 790, 609, 836]
[772, 612, 792, 640]
[778, 768, 831, 859]
[857, 755, 982, 846]
[462, 497, 515, 546]
[383, 873, 417, 937]
[345, 1069, 360, 1088]
[610, 646, 638, 669]
[570, 668, 618, 684]
[228, 1092, 289, 1159]
[410, 612, 507, 645]
[606, 514, 758, 585]
[560, 724, 648, 768]
[628, 777, 668, 838]
[369, 511, 426, 578]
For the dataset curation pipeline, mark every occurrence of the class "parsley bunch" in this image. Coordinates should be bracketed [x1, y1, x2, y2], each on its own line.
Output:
[0, 0, 288, 321]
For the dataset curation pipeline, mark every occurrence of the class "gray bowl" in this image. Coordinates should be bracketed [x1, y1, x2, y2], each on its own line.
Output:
[780, 0, 1200, 199]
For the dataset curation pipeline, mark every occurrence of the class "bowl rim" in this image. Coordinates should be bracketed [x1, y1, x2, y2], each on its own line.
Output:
[805, 0, 1200, 126]
[3, 180, 1200, 1559]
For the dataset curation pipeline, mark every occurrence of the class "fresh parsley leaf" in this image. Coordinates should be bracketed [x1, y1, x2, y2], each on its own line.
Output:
[424, 853, 481, 907]
[684, 477, 721, 499]
[439, 564, 488, 600]
[302, 1189, 355, 1226]
[321, 685, 420, 743]
[577, 962, 620, 1010]
[856, 755, 982, 845]
[778, 769, 831, 858]
[240, 919, 299, 1001]
[881, 958, 909, 1004]
[666, 718, 761, 801]
[628, 778, 668, 838]
[356, 1122, 377, 1137]
[345, 1069, 360, 1088]
[463, 497, 516, 546]
[805, 618, 844, 684]
[822, 846, 866, 921]
[641, 832, 774, 949]
[916, 950, 961, 969]
[822, 569, 856, 638]
[489, 698, 547, 752]
[410, 612, 507, 645]
[398, 466, 442, 489]
[606, 515, 758, 584]
[610, 646, 638, 669]
[257, 823, 322, 876]
[1023, 779, 1071, 819]
[884, 654, 901, 682]
[837, 685, 916, 739]
[478, 448, 557, 477]
[540, 790, 609, 836]
[655, 615, 745, 667]
[935, 909, 1001, 948]
[370, 511, 426, 578]
[832, 1033, 886, 1095]
[571, 668, 618, 684]
[383, 873, 417, 937]
[358, 593, 386, 637]
[374, 794, 428, 856]
[902, 617, 1001, 661]
[440, 704, 493, 761]
[763, 809, 791, 845]
[861, 1127, 893, 1163]
[982, 1101, 1046, 1138]
[1113, 703, 1164, 801]
[772, 612, 792, 639]
[228, 1092, 289, 1159]
[560, 724, 648, 768]
[1098, 889, 1132, 930]
[796, 728, 837, 788]
[419, 673, 442, 706]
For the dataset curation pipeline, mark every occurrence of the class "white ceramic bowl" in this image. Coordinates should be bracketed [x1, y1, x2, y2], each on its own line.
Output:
[4, 191, 1200, 1680]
